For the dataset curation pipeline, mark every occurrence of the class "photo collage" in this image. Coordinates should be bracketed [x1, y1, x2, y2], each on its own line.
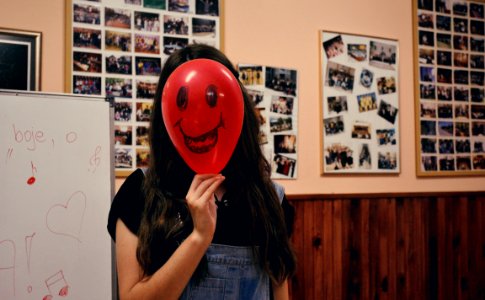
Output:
[416, 0, 485, 174]
[321, 31, 400, 174]
[70, 0, 220, 175]
[238, 64, 298, 179]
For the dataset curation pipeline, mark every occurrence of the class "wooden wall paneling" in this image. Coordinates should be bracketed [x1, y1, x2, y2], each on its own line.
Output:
[290, 200, 304, 300]
[332, 199, 343, 300]
[322, 199, 333, 299]
[360, 198, 371, 300]
[303, 200, 315, 300]
[313, 199, 324, 300]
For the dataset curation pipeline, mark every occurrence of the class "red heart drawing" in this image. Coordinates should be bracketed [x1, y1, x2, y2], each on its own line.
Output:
[46, 191, 86, 243]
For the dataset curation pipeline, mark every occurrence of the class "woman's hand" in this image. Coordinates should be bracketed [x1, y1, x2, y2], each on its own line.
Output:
[185, 174, 225, 244]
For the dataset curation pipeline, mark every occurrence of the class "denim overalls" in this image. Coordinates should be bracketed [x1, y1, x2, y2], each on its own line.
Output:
[179, 244, 270, 299]
[179, 183, 285, 299]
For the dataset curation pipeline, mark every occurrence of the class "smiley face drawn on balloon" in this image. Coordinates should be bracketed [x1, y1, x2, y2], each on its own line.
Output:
[162, 59, 244, 174]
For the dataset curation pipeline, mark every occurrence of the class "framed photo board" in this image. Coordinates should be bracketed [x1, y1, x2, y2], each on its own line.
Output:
[238, 64, 299, 179]
[65, 0, 222, 177]
[0, 28, 41, 91]
[413, 0, 485, 175]
[320, 31, 400, 174]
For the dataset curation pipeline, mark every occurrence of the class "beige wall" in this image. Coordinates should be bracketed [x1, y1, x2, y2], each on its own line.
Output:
[2, 0, 484, 194]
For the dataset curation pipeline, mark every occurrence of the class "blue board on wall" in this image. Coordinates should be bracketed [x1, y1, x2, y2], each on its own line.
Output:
[0, 91, 115, 300]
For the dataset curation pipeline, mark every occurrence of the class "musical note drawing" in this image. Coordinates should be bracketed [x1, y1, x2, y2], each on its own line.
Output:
[42, 270, 69, 300]
[89, 145, 101, 173]
[0, 239, 16, 297]
[27, 161, 37, 185]
[46, 191, 87, 243]
[25, 232, 35, 293]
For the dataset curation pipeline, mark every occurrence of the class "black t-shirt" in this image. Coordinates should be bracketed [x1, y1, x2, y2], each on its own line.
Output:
[107, 169, 294, 244]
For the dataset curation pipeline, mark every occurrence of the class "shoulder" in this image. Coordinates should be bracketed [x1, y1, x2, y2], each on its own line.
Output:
[107, 169, 146, 241]
[272, 181, 285, 204]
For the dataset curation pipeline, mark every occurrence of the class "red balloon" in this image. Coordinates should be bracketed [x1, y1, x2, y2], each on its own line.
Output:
[162, 59, 244, 174]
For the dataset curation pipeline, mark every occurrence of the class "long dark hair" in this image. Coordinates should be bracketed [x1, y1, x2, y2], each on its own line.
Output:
[136, 44, 296, 284]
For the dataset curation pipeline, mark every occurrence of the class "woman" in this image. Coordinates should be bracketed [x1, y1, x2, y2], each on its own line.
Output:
[108, 44, 296, 299]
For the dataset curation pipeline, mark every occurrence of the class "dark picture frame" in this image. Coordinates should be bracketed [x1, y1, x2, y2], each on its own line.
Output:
[0, 28, 41, 91]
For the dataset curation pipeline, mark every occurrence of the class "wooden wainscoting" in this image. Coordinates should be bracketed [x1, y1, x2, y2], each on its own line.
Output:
[287, 192, 485, 300]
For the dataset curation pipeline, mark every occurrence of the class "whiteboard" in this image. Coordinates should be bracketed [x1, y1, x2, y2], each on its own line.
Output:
[0, 91, 114, 300]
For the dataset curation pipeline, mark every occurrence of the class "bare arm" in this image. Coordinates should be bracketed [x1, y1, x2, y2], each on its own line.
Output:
[272, 279, 289, 300]
[116, 174, 224, 300]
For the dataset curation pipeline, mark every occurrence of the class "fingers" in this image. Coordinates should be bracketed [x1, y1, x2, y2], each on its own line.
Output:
[187, 174, 220, 194]
[186, 174, 225, 205]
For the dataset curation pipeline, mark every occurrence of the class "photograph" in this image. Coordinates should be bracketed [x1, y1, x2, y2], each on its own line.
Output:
[324, 115, 344, 135]
[471, 37, 485, 52]
[455, 122, 470, 137]
[470, 56, 484, 69]
[376, 128, 396, 146]
[196, 0, 219, 16]
[472, 155, 485, 170]
[470, 3, 485, 18]
[439, 139, 454, 154]
[270, 96, 294, 115]
[435, 0, 451, 13]
[453, 1, 468, 16]
[114, 101, 133, 122]
[422, 156, 437, 171]
[437, 68, 452, 84]
[135, 56, 161, 76]
[115, 148, 133, 169]
[471, 71, 484, 86]
[134, 11, 160, 32]
[360, 69, 374, 88]
[456, 156, 471, 170]
[421, 137, 437, 153]
[247, 88, 264, 106]
[168, 0, 190, 13]
[453, 35, 468, 50]
[324, 143, 354, 171]
[73, 3, 101, 25]
[163, 36, 188, 55]
[136, 102, 152, 122]
[378, 100, 398, 124]
[454, 52, 468, 67]
[144, 0, 166, 10]
[136, 79, 157, 99]
[73, 51, 101, 73]
[453, 17, 467, 33]
[327, 96, 348, 115]
[417, 0, 433, 10]
[420, 84, 436, 99]
[323, 35, 345, 59]
[136, 126, 149, 146]
[418, 30, 434, 47]
[265, 67, 297, 96]
[421, 120, 437, 136]
[421, 102, 436, 118]
[474, 141, 484, 153]
[325, 61, 355, 92]
[377, 151, 397, 170]
[437, 86, 452, 101]
[438, 103, 453, 118]
[106, 54, 132, 75]
[255, 108, 268, 144]
[105, 7, 131, 29]
[456, 139, 471, 153]
[357, 92, 377, 112]
[369, 40, 397, 70]
[351, 121, 371, 139]
[272, 154, 296, 177]
[420, 67, 435, 82]
[270, 116, 293, 133]
[136, 148, 150, 168]
[73, 27, 101, 49]
[134, 33, 160, 54]
[419, 48, 435, 64]
[436, 15, 451, 31]
[472, 104, 485, 120]
[377, 76, 397, 94]
[438, 121, 454, 136]
[347, 44, 367, 62]
[454, 70, 468, 85]
[239, 65, 263, 86]
[471, 20, 484, 36]
[418, 12, 433, 28]
[192, 18, 216, 37]
[437, 50, 452, 66]
[0, 29, 41, 91]
[439, 156, 455, 171]
[106, 78, 132, 98]
[436, 33, 451, 48]
[472, 121, 485, 136]
[273, 134, 297, 153]
[454, 103, 469, 119]
[73, 75, 101, 95]
[357, 144, 372, 169]
[114, 125, 133, 146]
[105, 30, 131, 52]
[471, 88, 484, 103]
[163, 15, 189, 35]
